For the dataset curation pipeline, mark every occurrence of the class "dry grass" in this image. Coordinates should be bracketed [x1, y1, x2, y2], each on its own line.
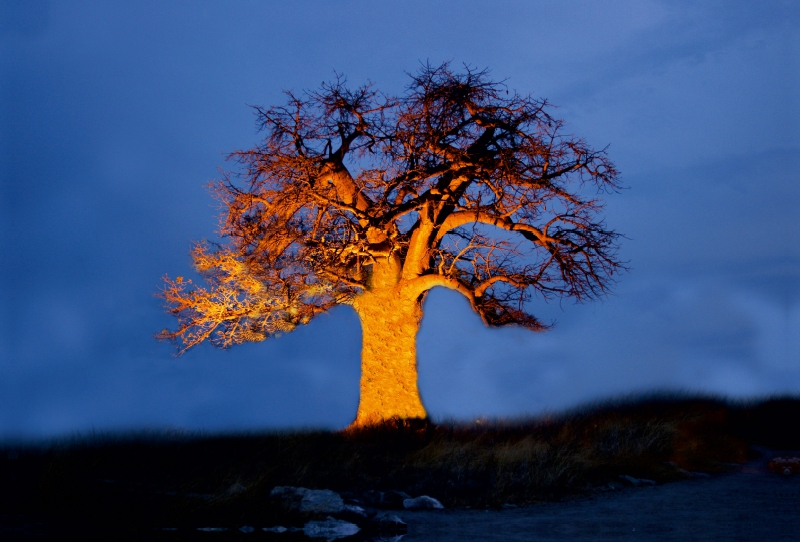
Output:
[1, 393, 796, 532]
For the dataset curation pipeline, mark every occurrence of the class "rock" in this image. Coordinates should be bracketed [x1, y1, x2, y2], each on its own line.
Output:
[301, 489, 345, 514]
[381, 490, 412, 509]
[303, 517, 360, 539]
[619, 475, 655, 487]
[271, 486, 307, 507]
[262, 526, 287, 533]
[619, 474, 639, 486]
[363, 490, 383, 507]
[362, 489, 412, 509]
[502, 503, 518, 509]
[339, 491, 364, 505]
[343, 504, 368, 516]
[270, 486, 344, 514]
[239, 525, 255, 533]
[337, 503, 373, 522]
[403, 495, 444, 510]
[376, 514, 408, 534]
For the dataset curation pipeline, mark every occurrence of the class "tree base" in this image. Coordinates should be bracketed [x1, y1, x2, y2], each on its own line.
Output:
[346, 415, 430, 431]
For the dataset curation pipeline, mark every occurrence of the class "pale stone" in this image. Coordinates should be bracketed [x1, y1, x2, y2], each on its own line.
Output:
[300, 489, 344, 513]
[619, 475, 655, 486]
[270, 486, 344, 513]
[303, 518, 360, 539]
[403, 495, 444, 510]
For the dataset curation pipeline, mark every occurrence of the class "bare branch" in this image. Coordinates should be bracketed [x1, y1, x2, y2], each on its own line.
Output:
[159, 63, 623, 354]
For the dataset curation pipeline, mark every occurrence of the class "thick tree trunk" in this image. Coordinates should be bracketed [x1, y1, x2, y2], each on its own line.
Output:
[351, 259, 427, 426]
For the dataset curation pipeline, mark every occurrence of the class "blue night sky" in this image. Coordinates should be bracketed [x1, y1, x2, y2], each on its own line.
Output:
[1, 1, 798, 439]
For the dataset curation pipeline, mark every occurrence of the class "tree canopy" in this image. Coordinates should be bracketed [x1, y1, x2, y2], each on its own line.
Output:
[158, 63, 623, 356]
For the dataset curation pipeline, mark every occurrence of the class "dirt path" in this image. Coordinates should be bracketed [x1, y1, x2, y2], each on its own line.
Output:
[395, 450, 800, 541]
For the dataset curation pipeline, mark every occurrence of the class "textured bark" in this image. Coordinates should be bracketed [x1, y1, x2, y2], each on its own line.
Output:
[351, 259, 427, 426]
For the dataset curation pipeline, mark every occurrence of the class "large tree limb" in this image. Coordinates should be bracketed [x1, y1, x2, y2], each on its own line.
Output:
[435, 211, 552, 245]
[402, 273, 481, 316]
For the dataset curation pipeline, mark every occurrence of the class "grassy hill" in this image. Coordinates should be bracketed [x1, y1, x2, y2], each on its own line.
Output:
[2, 393, 799, 536]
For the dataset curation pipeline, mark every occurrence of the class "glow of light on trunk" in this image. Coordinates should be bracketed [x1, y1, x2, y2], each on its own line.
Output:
[351, 258, 427, 426]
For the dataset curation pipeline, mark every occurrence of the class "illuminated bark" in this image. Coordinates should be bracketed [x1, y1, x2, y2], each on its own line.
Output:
[158, 63, 625, 427]
[353, 284, 426, 425]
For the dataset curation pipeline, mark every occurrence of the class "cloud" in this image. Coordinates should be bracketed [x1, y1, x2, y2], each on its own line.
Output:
[418, 264, 800, 420]
[1, 0, 798, 438]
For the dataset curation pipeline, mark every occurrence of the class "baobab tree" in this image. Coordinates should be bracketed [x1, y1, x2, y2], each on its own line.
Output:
[158, 63, 623, 426]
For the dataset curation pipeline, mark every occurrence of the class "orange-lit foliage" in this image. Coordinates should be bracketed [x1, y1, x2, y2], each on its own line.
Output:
[158, 63, 624, 425]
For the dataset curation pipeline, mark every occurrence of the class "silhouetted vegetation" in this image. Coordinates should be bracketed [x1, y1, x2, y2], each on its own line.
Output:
[2, 393, 798, 536]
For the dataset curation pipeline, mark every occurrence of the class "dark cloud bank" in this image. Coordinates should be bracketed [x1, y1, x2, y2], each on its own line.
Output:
[1, 1, 798, 439]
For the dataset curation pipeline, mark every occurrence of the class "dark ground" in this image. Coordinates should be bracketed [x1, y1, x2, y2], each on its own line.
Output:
[2, 395, 799, 540]
[395, 447, 800, 541]
[4, 446, 798, 540]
